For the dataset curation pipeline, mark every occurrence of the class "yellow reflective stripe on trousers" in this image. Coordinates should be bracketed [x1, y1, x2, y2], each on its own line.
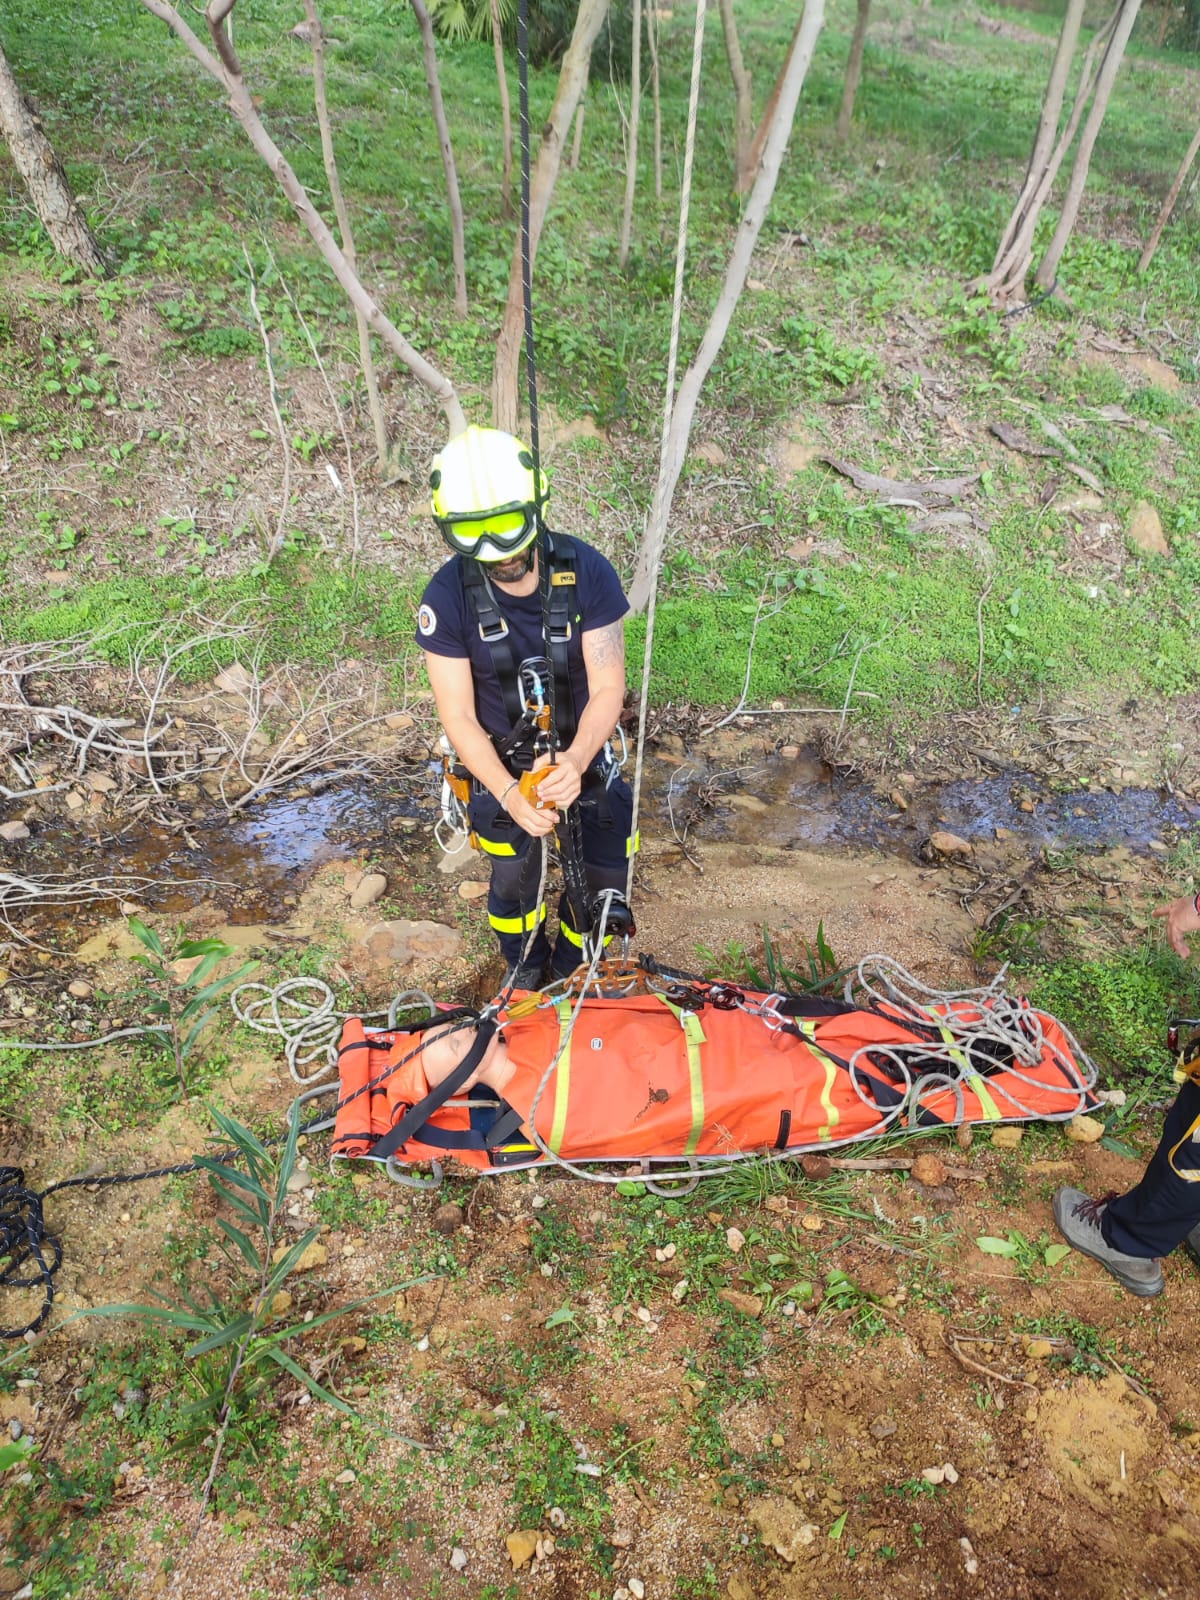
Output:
[625, 830, 640, 858]
[488, 904, 546, 934]
[657, 998, 706, 1156]
[1168, 1108, 1200, 1182]
[559, 922, 612, 949]
[476, 835, 517, 857]
[936, 1023, 1002, 1121]
[798, 1018, 841, 1142]
[548, 999, 574, 1155]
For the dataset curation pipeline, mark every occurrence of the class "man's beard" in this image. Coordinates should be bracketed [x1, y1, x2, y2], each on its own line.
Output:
[488, 548, 535, 584]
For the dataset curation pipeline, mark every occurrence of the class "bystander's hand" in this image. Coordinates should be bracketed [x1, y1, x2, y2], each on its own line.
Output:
[1153, 891, 1200, 959]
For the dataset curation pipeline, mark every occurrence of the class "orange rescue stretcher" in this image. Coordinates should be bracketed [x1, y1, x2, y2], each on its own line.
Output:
[328, 961, 1096, 1187]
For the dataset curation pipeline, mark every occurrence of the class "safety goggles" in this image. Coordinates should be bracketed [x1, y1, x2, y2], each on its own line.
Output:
[434, 501, 537, 557]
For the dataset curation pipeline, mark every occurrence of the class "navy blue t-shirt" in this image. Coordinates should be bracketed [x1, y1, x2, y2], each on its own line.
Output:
[416, 537, 629, 744]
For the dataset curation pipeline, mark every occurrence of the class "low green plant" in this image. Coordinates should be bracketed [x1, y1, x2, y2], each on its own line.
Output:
[128, 917, 257, 1094]
[976, 1230, 1070, 1276]
[82, 1107, 418, 1510]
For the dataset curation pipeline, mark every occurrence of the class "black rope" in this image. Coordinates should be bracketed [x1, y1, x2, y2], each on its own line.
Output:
[0, 1010, 482, 1341]
[1002, 278, 1060, 320]
[514, 0, 593, 951]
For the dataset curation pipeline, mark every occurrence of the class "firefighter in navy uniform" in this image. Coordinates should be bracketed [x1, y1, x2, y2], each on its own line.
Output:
[417, 426, 635, 989]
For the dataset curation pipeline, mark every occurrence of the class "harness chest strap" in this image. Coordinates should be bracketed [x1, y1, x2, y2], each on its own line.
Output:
[462, 531, 580, 755]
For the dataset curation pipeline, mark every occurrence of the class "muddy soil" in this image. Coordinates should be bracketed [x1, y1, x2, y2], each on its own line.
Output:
[1, 720, 1198, 1600]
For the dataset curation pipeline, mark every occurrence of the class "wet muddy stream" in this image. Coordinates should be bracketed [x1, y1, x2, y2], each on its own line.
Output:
[9, 750, 1199, 945]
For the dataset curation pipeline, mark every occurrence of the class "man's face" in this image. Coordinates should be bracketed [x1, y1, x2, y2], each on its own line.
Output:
[485, 547, 536, 585]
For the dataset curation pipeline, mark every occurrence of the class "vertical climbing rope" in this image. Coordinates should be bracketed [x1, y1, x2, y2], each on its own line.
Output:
[625, 0, 708, 906]
[515, 0, 592, 952]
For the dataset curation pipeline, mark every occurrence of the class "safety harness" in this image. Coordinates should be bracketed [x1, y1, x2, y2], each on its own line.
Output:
[461, 531, 580, 764]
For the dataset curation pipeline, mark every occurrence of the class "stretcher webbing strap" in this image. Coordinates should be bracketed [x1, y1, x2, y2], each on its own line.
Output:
[371, 1019, 500, 1162]
[797, 1018, 841, 1142]
[656, 997, 706, 1156]
[548, 999, 574, 1155]
[937, 1022, 1002, 1121]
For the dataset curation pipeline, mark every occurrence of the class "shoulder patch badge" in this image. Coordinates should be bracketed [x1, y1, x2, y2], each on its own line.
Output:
[418, 604, 437, 638]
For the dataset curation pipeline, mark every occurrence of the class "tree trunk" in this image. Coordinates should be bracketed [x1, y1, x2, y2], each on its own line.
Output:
[0, 36, 107, 275]
[1138, 117, 1200, 271]
[1034, 0, 1142, 291]
[648, 0, 662, 200]
[737, 8, 809, 195]
[490, 0, 513, 213]
[304, 0, 393, 473]
[138, 0, 464, 436]
[718, 0, 754, 191]
[628, 0, 827, 612]
[836, 0, 872, 140]
[983, 0, 1117, 303]
[1155, 0, 1172, 46]
[569, 87, 586, 169]
[491, 0, 611, 432]
[988, 0, 1086, 281]
[411, 0, 468, 315]
[618, 0, 643, 268]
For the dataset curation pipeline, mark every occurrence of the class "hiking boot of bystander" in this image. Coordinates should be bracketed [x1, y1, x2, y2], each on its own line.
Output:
[1053, 1187, 1165, 1298]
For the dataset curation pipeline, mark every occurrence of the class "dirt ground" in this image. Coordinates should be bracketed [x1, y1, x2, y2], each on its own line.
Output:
[3, 776, 1199, 1600]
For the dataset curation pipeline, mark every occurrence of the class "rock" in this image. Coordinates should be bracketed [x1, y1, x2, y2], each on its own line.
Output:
[8, 1418, 23, 1441]
[1128, 353, 1181, 392]
[911, 1154, 947, 1188]
[350, 872, 388, 909]
[929, 830, 972, 857]
[0, 821, 30, 843]
[800, 1214, 824, 1232]
[717, 1289, 763, 1318]
[922, 1465, 946, 1485]
[360, 920, 462, 969]
[457, 880, 489, 901]
[1054, 489, 1105, 515]
[449, 1548, 468, 1571]
[269, 1291, 293, 1316]
[334, 1469, 356, 1485]
[1026, 1339, 1054, 1360]
[870, 1416, 897, 1440]
[727, 1580, 755, 1600]
[1127, 501, 1169, 558]
[728, 794, 770, 815]
[65, 791, 86, 812]
[385, 713, 415, 732]
[726, 1227, 746, 1253]
[436, 835, 477, 873]
[506, 1529, 540, 1570]
[800, 1153, 832, 1180]
[123, 1386, 147, 1409]
[628, 1581, 645, 1600]
[67, 980, 93, 999]
[83, 772, 117, 794]
[433, 1202, 465, 1235]
[694, 440, 728, 466]
[656, 734, 687, 757]
[1065, 1113, 1105, 1144]
[956, 1123, 973, 1151]
[271, 1239, 327, 1274]
[215, 662, 256, 696]
[991, 1125, 1023, 1149]
[747, 1496, 820, 1562]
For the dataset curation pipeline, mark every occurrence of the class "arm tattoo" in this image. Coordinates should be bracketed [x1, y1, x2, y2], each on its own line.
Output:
[585, 620, 625, 671]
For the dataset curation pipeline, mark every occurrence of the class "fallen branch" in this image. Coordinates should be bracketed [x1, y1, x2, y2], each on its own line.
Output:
[820, 456, 979, 506]
[946, 1332, 1038, 1390]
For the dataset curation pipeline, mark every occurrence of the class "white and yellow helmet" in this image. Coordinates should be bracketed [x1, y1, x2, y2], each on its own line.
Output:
[429, 425, 547, 562]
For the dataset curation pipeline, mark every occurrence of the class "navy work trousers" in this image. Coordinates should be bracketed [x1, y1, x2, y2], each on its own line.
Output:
[468, 772, 634, 979]
[1102, 1076, 1200, 1259]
